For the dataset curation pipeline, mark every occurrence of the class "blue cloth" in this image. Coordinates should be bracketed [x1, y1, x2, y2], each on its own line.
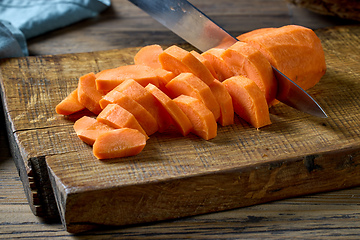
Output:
[0, 0, 111, 59]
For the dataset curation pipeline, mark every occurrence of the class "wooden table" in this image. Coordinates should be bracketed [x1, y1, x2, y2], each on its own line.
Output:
[1, 0, 359, 238]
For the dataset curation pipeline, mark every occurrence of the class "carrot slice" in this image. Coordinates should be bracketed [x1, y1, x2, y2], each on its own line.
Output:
[73, 116, 97, 135]
[97, 104, 148, 138]
[159, 45, 215, 85]
[99, 90, 158, 136]
[238, 25, 326, 90]
[223, 76, 271, 129]
[209, 80, 234, 126]
[56, 88, 85, 115]
[190, 50, 218, 80]
[95, 64, 160, 92]
[173, 95, 217, 140]
[73, 116, 115, 145]
[221, 41, 277, 105]
[115, 79, 172, 132]
[152, 68, 175, 95]
[201, 48, 234, 82]
[145, 84, 192, 136]
[166, 73, 221, 121]
[77, 72, 104, 115]
[134, 44, 163, 69]
[93, 128, 147, 159]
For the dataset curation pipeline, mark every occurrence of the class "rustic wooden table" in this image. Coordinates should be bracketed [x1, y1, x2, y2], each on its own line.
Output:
[1, 0, 359, 238]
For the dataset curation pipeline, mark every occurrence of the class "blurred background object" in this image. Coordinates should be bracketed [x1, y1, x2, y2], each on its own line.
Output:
[286, 0, 360, 21]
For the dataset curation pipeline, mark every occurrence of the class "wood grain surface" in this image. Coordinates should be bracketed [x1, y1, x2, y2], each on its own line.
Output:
[1, 0, 360, 238]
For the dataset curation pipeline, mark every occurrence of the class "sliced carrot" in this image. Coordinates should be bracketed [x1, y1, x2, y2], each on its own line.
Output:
[145, 84, 192, 136]
[209, 80, 234, 126]
[115, 79, 172, 132]
[77, 72, 104, 115]
[134, 44, 163, 69]
[99, 90, 158, 136]
[190, 50, 218, 80]
[236, 28, 276, 41]
[56, 88, 85, 115]
[221, 41, 277, 105]
[173, 95, 217, 140]
[159, 45, 215, 85]
[95, 64, 159, 92]
[152, 68, 176, 95]
[238, 25, 326, 90]
[97, 103, 148, 138]
[93, 128, 147, 159]
[166, 73, 221, 121]
[73, 116, 115, 145]
[201, 48, 234, 82]
[223, 76, 271, 129]
[73, 116, 97, 135]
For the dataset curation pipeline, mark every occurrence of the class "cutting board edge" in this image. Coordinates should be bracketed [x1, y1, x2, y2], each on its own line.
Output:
[46, 145, 360, 233]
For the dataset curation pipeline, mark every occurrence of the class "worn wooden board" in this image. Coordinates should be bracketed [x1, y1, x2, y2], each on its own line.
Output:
[0, 25, 360, 233]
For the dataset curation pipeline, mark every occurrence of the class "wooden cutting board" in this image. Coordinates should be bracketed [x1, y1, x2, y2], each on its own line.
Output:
[0, 25, 360, 233]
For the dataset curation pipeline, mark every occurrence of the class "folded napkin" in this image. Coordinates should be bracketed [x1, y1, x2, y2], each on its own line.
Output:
[0, 0, 111, 59]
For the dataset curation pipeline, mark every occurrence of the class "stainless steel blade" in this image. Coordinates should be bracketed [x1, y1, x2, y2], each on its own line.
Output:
[128, 0, 327, 118]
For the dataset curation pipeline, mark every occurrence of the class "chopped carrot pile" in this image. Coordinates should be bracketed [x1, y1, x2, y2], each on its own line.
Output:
[55, 25, 326, 159]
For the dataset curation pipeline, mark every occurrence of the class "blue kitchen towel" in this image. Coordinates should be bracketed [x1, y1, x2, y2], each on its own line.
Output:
[0, 0, 111, 59]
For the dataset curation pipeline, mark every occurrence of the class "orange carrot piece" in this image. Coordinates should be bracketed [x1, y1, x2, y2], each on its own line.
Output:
[238, 25, 326, 90]
[134, 44, 163, 69]
[145, 84, 192, 136]
[99, 90, 158, 136]
[201, 48, 234, 82]
[93, 128, 147, 159]
[236, 28, 276, 41]
[159, 45, 215, 85]
[77, 72, 104, 115]
[173, 95, 217, 140]
[73, 116, 115, 145]
[97, 104, 148, 138]
[56, 88, 85, 115]
[221, 41, 277, 105]
[166, 73, 221, 121]
[95, 64, 160, 92]
[223, 76, 271, 129]
[73, 116, 97, 135]
[209, 80, 234, 126]
[190, 50, 218, 80]
[115, 79, 172, 132]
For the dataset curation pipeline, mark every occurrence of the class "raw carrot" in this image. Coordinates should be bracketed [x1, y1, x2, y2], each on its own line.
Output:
[115, 79, 172, 132]
[56, 88, 85, 115]
[134, 44, 163, 69]
[236, 28, 276, 41]
[97, 103, 148, 138]
[73, 116, 115, 145]
[73, 116, 97, 135]
[77, 72, 104, 115]
[209, 80, 234, 126]
[221, 41, 277, 105]
[223, 76, 271, 129]
[93, 128, 147, 159]
[237, 25, 326, 90]
[166, 73, 221, 121]
[159, 45, 215, 85]
[173, 95, 217, 140]
[201, 48, 234, 82]
[145, 84, 192, 136]
[99, 90, 158, 136]
[190, 50, 218, 80]
[95, 64, 160, 92]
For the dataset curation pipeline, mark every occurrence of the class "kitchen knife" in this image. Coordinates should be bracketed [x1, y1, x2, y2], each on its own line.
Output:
[128, 0, 327, 118]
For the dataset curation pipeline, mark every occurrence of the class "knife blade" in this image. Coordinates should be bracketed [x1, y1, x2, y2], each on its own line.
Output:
[128, 0, 327, 118]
